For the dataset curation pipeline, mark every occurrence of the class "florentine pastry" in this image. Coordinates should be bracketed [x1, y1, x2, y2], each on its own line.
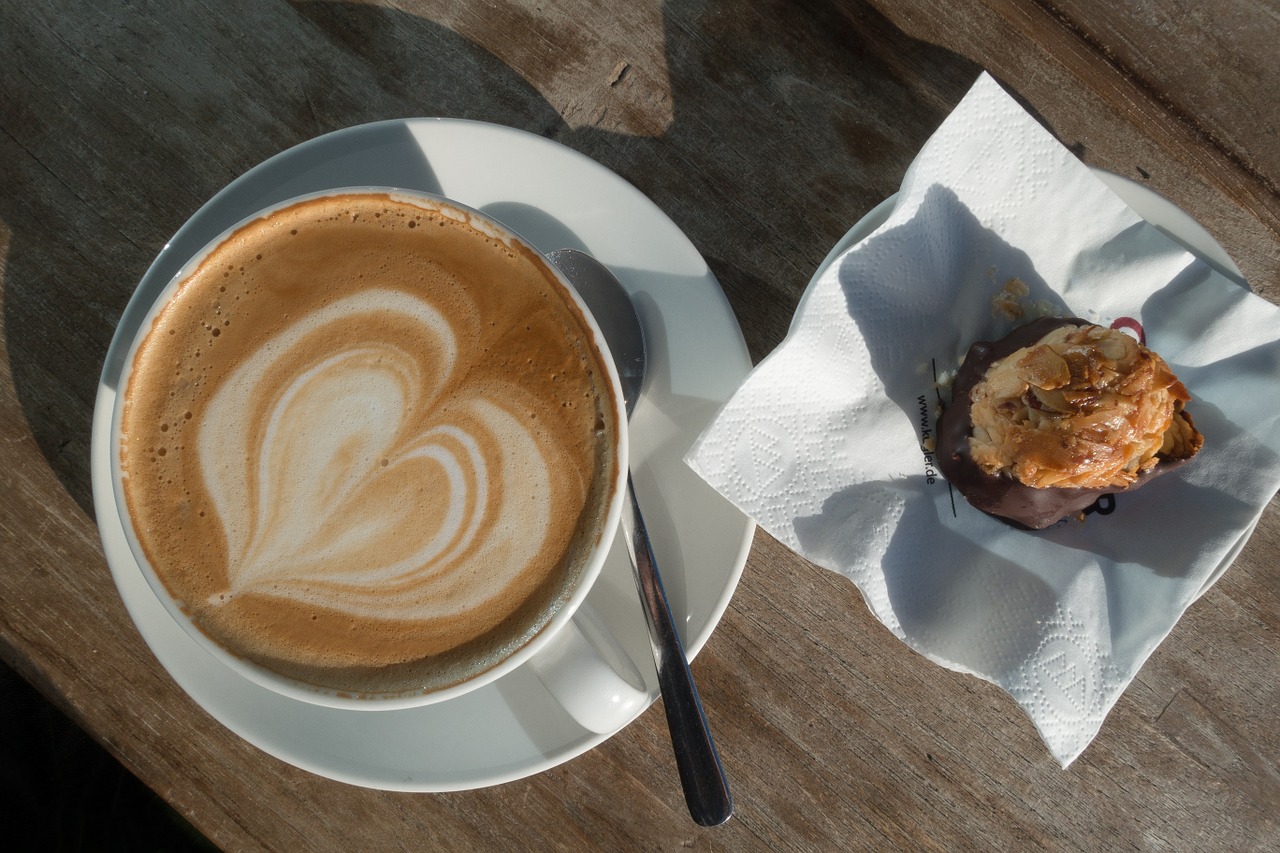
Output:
[937, 317, 1203, 529]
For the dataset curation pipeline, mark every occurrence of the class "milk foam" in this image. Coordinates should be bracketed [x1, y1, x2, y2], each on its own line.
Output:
[118, 193, 619, 695]
[195, 288, 540, 618]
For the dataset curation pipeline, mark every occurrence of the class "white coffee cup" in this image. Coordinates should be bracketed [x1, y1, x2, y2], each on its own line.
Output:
[108, 188, 647, 732]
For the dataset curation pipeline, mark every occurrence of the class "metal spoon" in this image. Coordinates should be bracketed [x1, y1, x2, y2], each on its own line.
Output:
[548, 248, 733, 827]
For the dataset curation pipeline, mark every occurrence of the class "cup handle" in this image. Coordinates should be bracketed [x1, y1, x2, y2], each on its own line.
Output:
[526, 602, 649, 734]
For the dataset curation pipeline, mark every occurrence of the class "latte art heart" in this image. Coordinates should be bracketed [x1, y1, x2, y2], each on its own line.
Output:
[118, 193, 620, 696]
[202, 288, 555, 620]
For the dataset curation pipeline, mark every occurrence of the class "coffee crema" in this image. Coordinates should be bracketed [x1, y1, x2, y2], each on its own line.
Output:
[119, 192, 620, 696]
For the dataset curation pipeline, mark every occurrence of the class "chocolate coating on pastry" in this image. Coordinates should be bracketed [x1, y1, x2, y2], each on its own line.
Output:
[937, 317, 1196, 529]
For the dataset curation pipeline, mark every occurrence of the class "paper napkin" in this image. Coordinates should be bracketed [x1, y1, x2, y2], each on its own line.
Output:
[686, 73, 1280, 765]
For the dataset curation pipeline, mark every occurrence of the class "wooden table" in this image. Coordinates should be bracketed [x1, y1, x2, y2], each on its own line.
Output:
[3, 0, 1277, 848]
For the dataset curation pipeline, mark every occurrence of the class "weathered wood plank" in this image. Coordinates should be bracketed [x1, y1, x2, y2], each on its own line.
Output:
[862, 0, 1280, 297]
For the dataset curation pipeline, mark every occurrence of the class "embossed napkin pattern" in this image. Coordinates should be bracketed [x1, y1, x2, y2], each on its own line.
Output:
[686, 73, 1280, 765]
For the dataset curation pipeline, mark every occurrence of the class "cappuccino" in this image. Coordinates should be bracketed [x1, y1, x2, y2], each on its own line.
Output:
[118, 192, 620, 696]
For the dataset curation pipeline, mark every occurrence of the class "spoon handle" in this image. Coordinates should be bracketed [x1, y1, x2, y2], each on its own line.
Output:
[624, 477, 733, 827]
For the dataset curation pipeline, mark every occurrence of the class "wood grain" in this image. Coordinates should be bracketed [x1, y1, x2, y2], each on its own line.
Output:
[862, 0, 1280, 298]
[1, 0, 1277, 849]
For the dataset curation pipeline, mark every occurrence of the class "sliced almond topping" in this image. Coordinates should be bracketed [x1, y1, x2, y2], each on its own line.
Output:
[967, 324, 1203, 489]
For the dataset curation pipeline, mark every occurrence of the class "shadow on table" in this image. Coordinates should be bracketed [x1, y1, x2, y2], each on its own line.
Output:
[1, 0, 978, 520]
[0, 662, 215, 852]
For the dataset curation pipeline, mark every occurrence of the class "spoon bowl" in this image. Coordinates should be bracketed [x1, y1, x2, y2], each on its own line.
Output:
[546, 249, 648, 415]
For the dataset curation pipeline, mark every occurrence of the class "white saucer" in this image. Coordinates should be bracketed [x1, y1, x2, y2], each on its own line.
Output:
[91, 119, 754, 792]
[811, 170, 1251, 602]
